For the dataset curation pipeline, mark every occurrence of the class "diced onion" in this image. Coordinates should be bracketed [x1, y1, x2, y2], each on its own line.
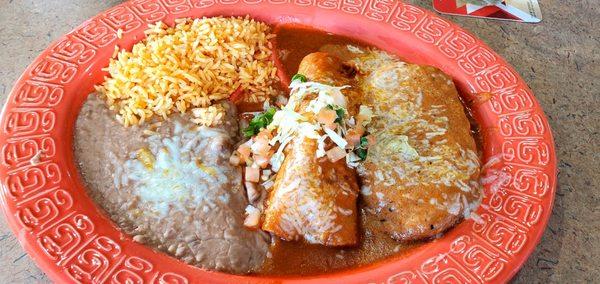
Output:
[331, 90, 347, 107]
[244, 205, 261, 228]
[324, 127, 348, 149]
[346, 152, 362, 167]
[244, 182, 260, 203]
[240, 80, 375, 173]
[262, 169, 272, 177]
[270, 152, 284, 172]
[229, 153, 241, 166]
[262, 179, 275, 189]
[316, 135, 327, 158]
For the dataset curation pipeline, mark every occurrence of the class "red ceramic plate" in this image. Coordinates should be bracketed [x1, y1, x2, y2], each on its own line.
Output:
[0, 1, 556, 283]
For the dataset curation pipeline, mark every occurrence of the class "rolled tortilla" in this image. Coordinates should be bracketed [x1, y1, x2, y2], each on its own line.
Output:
[261, 53, 360, 246]
[321, 45, 482, 241]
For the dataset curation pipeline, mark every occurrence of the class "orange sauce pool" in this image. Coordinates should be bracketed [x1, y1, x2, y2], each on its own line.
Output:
[273, 24, 368, 79]
[258, 208, 420, 276]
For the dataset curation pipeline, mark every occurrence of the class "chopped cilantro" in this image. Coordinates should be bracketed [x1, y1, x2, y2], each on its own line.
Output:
[354, 135, 370, 160]
[291, 73, 307, 83]
[326, 104, 345, 123]
[243, 107, 276, 137]
[359, 136, 369, 148]
[355, 148, 368, 160]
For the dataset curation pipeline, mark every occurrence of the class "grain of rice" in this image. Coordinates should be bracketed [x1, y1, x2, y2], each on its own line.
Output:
[96, 16, 280, 126]
[112, 45, 119, 58]
[191, 104, 226, 127]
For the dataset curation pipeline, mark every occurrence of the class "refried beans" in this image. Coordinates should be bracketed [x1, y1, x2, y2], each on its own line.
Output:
[74, 94, 269, 274]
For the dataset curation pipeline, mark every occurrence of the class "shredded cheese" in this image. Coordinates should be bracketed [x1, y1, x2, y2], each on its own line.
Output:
[265, 79, 372, 168]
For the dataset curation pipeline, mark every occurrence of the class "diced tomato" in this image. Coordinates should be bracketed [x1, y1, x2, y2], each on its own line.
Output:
[254, 155, 270, 169]
[326, 146, 347, 162]
[237, 144, 251, 161]
[354, 125, 365, 136]
[229, 86, 245, 104]
[245, 167, 260, 183]
[317, 108, 337, 125]
[345, 131, 362, 147]
[256, 128, 273, 141]
[251, 136, 271, 156]
[324, 123, 337, 131]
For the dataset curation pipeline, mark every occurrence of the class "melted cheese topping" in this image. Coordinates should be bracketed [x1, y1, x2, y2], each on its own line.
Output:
[352, 50, 481, 216]
[122, 122, 232, 215]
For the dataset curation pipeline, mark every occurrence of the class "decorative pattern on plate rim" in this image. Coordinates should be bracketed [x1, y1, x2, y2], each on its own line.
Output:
[0, 0, 556, 283]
